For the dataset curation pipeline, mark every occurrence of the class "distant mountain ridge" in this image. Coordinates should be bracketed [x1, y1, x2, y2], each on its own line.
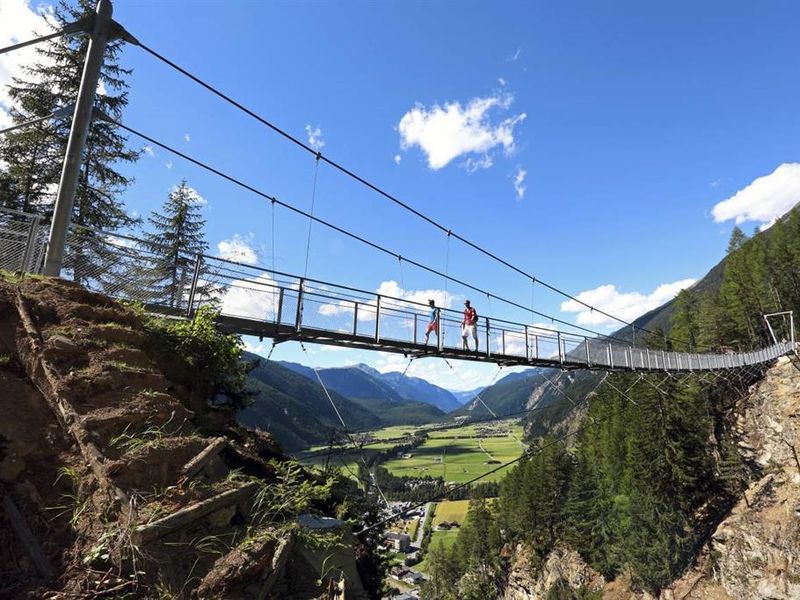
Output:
[276, 361, 462, 412]
[239, 358, 456, 452]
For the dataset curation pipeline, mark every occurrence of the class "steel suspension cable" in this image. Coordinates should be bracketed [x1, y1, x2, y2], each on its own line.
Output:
[303, 155, 321, 279]
[103, 116, 635, 344]
[299, 342, 390, 507]
[130, 38, 701, 351]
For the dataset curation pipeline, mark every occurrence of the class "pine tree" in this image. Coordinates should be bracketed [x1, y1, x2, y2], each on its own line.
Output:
[0, 0, 139, 280]
[143, 180, 210, 308]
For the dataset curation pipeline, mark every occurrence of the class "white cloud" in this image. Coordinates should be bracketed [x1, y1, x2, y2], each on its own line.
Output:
[165, 161, 173, 170]
[217, 234, 258, 265]
[710, 178, 721, 188]
[219, 273, 280, 321]
[506, 47, 521, 62]
[318, 280, 457, 323]
[464, 154, 493, 173]
[498, 77, 507, 86]
[142, 145, 154, 157]
[305, 124, 325, 151]
[171, 183, 206, 206]
[512, 166, 527, 200]
[184, 133, 191, 142]
[0, 0, 55, 128]
[397, 93, 526, 170]
[711, 163, 800, 228]
[393, 154, 402, 165]
[560, 279, 697, 328]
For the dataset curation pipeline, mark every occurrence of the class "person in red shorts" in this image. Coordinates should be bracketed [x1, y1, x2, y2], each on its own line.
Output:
[424, 299, 440, 346]
[462, 299, 478, 351]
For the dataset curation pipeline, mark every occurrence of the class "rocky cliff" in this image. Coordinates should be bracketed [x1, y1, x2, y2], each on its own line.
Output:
[500, 355, 800, 600]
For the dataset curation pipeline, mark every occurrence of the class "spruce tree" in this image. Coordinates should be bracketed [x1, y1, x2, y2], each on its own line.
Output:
[0, 0, 139, 280]
[144, 180, 210, 308]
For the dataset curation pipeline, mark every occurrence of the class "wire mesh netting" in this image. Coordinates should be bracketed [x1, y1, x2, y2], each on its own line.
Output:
[0, 207, 47, 273]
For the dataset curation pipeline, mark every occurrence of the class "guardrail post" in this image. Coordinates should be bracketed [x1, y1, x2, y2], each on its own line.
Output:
[534, 334, 539, 360]
[295, 278, 305, 332]
[437, 310, 443, 352]
[585, 338, 591, 367]
[524, 325, 529, 360]
[607, 342, 613, 368]
[557, 332, 564, 364]
[44, 0, 113, 277]
[353, 302, 359, 335]
[185, 254, 202, 318]
[276, 288, 284, 325]
[375, 295, 381, 342]
[485, 317, 491, 357]
[502, 330, 506, 355]
[646, 348, 652, 370]
[413, 313, 418, 345]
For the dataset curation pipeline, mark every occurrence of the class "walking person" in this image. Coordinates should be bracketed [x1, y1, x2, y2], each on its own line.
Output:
[424, 299, 440, 346]
[462, 299, 479, 352]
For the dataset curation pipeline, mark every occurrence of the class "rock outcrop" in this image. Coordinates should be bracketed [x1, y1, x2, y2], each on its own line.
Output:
[503, 544, 605, 599]
[500, 355, 800, 600]
[668, 355, 800, 600]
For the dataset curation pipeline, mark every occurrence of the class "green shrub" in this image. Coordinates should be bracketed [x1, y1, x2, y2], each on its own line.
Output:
[146, 306, 247, 402]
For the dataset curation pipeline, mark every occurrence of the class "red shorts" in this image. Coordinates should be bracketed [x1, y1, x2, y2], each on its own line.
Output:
[425, 321, 438, 334]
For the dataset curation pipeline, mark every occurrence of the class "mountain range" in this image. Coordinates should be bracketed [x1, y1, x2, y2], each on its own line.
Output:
[238, 358, 467, 452]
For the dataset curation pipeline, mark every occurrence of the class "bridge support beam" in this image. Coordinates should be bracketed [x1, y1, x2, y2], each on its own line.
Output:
[44, 0, 113, 277]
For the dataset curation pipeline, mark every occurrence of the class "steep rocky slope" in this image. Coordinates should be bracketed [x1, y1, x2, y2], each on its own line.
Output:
[666, 355, 800, 600]
[0, 274, 370, 599]
[499, 355, 800, 600]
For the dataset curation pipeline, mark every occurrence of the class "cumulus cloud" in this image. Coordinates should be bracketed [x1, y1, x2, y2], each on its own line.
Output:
[171, 183, 206, 206]
[217, 234, 258, 265]
[393, 154, 402, 165]
[711, 163, 800, 229]
[464, 154, 493, 173]
[561, 279, 697, 328]
[305, 124, 325, 151]
[218, 273, 280, 321]
[318, 280, 457, 323]
[397, 93, 526, 170]
[0, 0, 54, 127]
[512, 166, 527, 200]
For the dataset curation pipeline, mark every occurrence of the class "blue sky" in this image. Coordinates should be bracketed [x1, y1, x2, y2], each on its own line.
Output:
[3, 0, 800, 389]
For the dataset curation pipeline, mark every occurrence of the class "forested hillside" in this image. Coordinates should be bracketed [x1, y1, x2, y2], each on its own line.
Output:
[422, 207, 800, 599]
[238, 357, 382, 452]
[239, 357, 446, 452]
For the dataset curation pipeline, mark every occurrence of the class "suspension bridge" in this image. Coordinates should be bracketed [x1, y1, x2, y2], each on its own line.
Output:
[0, 0, 796, 376]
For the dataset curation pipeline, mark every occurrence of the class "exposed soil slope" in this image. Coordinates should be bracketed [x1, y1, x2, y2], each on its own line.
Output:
[0, 275, 366, 599]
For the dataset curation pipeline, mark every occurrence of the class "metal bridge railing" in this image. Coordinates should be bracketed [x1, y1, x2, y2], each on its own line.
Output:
[0, 206, 795, 372]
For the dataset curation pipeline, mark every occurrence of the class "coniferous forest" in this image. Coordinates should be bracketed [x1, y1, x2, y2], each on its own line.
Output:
[422, 210, 800, 599]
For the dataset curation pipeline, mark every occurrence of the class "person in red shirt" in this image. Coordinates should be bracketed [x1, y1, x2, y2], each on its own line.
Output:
[461, 299, 478, 351]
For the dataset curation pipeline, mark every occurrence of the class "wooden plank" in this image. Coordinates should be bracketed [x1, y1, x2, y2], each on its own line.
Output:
[133, 483, 258, 545]
[2, 495, 55, 581]
[257, 530, 296, 600]
[181, 437, 227, 482]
